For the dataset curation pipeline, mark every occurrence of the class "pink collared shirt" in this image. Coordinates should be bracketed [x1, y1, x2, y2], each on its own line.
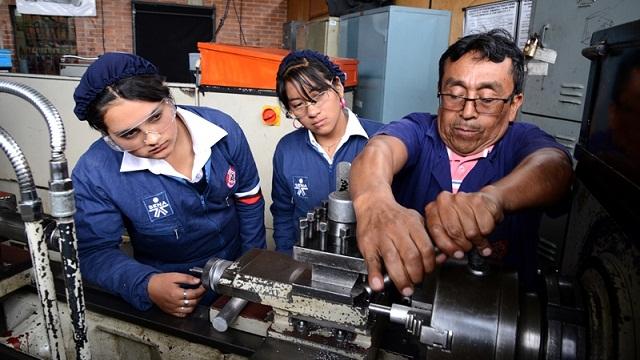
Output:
[447, 145, 494, 193]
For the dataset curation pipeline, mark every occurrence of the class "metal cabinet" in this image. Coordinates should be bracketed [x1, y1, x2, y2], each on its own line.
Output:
[520, 113, 581, 153]
[523, 0, 640, 272]
[338, 6, 451, 123]
[521, 0, 640, 151]
[296, 17, 340, 57]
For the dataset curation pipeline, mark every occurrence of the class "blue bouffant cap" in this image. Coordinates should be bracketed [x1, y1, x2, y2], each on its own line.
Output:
[278, 49, 346, 83]
[73, 52, 158, 121]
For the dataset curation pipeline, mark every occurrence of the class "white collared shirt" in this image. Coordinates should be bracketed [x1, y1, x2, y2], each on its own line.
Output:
[308, 108, 369, 164]
[119, 107, 228, 182]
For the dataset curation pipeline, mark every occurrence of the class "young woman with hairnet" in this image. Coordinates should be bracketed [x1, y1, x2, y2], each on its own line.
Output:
[271, 50, 382, 254]
[72, 53, 265, 317]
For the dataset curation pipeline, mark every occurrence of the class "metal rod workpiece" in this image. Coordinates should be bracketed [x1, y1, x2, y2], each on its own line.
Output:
[212, 297, 249, 332]
[368, 303, 392, 317]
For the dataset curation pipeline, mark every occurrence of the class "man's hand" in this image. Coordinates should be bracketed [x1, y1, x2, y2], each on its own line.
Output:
[425, 187, 504, 260]
[148, 273, 206, 317]
[354, 193, 436, 297]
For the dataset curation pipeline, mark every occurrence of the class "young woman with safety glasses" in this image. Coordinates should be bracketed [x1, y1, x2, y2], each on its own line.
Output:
[270, 50, 382, 254]
[72, 53, 265, 317]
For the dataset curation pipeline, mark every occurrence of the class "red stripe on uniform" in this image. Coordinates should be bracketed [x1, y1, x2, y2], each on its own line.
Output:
[237, 193, 262, 205]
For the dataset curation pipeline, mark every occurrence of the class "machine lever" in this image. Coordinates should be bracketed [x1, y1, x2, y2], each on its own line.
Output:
[467, 248, 490, 276]
[363, 274, 392, 296]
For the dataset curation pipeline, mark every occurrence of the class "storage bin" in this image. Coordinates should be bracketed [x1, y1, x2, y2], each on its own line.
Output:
[197, 43, 358, 90]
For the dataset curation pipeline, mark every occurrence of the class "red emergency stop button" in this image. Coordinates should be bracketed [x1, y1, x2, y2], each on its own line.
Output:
[262, 106, 280, 126]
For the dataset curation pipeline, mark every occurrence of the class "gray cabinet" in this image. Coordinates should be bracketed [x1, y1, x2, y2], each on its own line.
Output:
[522, 0, 640, 151]
[523, 0, 640, 271]
[338, 6, 450, 123]
[520, 113, 580, 153]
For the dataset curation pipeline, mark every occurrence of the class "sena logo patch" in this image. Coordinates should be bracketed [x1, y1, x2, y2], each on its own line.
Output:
[142, 192, 174, 222]
[293, 176, 308, 198]
[225, 166, 236, 188]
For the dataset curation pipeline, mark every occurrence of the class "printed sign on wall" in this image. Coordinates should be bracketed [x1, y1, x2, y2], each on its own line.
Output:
[463, 0, 533, 49]
[17, 0, 96, 17]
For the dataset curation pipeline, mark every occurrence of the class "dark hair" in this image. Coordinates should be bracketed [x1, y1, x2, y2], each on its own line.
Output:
[85, 74, 170, 133]
[438, 29, 525, 95]
[276, 51, 343, 113]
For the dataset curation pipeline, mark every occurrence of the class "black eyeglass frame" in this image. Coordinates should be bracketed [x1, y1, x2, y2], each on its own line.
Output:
[283, 85, 342, 119]
[437, 92, 516, 115]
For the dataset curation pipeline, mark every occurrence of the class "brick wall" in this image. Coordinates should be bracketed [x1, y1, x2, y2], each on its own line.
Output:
[78, 0, 288, 56]
[0, 0, 287, 60]
[215, 0, 287, 47]
[0, 1, 15, 54]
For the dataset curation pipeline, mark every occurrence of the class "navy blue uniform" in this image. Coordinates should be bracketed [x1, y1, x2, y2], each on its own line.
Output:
[271, 115, 381, 253]
[73, 106, 265, 310]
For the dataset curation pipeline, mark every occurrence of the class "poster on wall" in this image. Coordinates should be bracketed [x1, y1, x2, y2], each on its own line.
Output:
[516, 0, 533, 49]
[16, 0, 96, 17]
[463, 0, 533, 49]
[463, 1, 519, 37]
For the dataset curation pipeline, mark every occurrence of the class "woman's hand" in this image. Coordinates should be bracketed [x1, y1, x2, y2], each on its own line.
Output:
[147, 272, 206, 317]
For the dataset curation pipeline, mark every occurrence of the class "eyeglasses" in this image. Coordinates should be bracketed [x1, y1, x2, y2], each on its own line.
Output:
[103, 98, 176, 152]
[438, 93, 514, 115]
[288, 90, 331, 117]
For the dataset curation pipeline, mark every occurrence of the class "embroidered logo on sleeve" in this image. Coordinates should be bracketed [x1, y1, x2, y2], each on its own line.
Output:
[293, 177, 308, 197]
[143, 192, 174, 222]
[225, 166, 236, 188]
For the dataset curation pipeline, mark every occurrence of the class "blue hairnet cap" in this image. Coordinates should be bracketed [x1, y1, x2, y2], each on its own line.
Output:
[278, 49, 346, 83]
[73, 52, 158, 121]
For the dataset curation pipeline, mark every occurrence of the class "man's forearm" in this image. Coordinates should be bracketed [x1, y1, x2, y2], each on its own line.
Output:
[350, 136, 408, 204]
[483, 148, 573, 212]
[350, 135, 433, 295]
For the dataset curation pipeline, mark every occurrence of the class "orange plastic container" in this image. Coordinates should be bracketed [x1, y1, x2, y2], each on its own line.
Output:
[197, 43, 358, 90]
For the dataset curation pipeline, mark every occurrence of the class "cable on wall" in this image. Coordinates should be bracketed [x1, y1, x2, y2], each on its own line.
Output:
[213, 0, 232, 40]
[232, 0, 247, 45]
[214, 0, 247, 45]
[100, 0, 106, 53]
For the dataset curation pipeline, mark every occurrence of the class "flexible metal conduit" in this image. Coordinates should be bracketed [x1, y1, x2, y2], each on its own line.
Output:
[0, 126, 66, 360]
[0, 80, 65, 162]
[0, 80, 91, 359]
